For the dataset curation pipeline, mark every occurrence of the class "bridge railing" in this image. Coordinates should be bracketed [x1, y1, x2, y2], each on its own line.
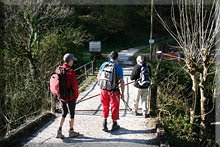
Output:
[75, 61, 94, 85]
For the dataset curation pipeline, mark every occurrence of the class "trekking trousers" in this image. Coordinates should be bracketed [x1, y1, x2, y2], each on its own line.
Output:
[133, 87, 150, 114]
[101, 90, 120, 121]
[61, 99, 76, 119]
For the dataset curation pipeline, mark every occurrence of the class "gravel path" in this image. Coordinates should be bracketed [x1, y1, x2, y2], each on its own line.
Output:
[21, 46, 159, 147]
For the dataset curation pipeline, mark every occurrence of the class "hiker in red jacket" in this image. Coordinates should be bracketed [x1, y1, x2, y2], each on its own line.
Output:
[56, 53, 79, 139]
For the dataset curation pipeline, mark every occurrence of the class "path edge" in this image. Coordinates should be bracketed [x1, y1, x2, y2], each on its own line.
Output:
[156, 119, 170, 147]
[0, 112, 56, 147]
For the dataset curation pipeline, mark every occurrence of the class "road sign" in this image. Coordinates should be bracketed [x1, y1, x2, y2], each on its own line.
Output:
[89, 41, 101, 52]
[149, 39, 155, 44]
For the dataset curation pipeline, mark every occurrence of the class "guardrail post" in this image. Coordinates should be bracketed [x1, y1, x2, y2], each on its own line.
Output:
[92, 61, 94, 75]
[84, 65, 87, 79]
[50, 93, 56, 114]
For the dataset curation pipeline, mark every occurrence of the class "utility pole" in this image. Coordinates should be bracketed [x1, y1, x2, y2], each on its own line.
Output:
[0, 1, 6, 136]
[149, 0, 156, 116]
[149, 0, 154, 59]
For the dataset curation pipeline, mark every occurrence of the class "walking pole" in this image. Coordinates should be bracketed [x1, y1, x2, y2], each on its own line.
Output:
[121, 98, 132, 112]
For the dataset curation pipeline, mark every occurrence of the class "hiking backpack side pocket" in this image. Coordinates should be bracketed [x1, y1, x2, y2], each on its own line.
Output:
[50, 72, 60, 95]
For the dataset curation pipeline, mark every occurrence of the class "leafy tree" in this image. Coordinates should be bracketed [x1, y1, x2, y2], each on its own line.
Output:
[3, 0, 73, 79]
[1, 0, 88, 134]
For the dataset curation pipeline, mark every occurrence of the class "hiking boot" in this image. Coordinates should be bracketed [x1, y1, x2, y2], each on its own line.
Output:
[111, 122, 120, 131]
[133, 111, 142, 116]
[102, 120, 108, 132]
[56, 131, 64, 139]
[133, 111, 138, 116]
[69, 130, 80, 138]
[143, 113, 149, 118]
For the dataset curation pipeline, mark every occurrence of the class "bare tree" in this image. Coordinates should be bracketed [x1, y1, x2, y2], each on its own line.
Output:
[156, 0, 220, 138]
[3, 0, 73, 79]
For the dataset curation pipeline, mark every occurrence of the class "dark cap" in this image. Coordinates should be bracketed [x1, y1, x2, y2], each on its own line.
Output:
[63, 53, 77, 63]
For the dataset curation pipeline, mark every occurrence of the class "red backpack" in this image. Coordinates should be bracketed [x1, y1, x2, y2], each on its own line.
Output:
[49, 66, 73, 99]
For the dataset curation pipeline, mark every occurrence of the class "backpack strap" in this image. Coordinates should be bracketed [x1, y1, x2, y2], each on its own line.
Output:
[55, 66, 63, 74]
[56, 66, 71, 74]
[64, 67, 71, 72]
[109, 62, 119, 90]
[104, 61, 114, 68]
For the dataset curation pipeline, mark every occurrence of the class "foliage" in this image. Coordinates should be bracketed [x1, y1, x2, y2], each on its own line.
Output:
[3, 52, 48, 134]
[152, 59, 216, 146]
[156, 0, 219, 142]
[0, 1, 174, 138]
[0, 0, 90, 136]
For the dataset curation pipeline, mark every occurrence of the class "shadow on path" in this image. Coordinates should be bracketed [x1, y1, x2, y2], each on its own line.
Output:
[61, 129, 157, 145]
[77, 81, 98, 102]
[18, 118, 56, 147]
[109, 127, 156, 135]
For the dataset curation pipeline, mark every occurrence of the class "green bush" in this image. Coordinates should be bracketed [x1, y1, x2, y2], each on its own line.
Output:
[153, 59, 216, 146]
[159, 95, 199, 146]
[154, 60, 198, 146]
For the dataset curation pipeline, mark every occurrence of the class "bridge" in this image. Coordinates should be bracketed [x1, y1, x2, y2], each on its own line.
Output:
[5, 46, 167, 147]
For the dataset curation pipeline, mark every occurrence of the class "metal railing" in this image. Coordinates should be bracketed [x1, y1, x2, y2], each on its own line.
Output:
[75, 61, 94, 85]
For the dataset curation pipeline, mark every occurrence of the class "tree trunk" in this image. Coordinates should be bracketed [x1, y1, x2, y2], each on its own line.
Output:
[199, 81, 206, 136]
[149, 0, 154, 59]
[150, 84, 157, 116]
[189, 74, 198, 124]
[150, 58, 161, 116]
[199, 67, 208, 138]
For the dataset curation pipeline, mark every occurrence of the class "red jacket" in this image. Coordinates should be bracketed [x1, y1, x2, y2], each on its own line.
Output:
[57, 64, 79, 102]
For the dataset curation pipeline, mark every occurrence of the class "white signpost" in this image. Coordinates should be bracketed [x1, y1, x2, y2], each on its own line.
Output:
[89, 41, 101, 52]
[149, 39, 155, 44]
[89, 41, 101, 72]
[149, 39, 155, 60]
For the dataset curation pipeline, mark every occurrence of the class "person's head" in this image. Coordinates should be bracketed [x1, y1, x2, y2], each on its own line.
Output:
[136, 55, 145, 65]
[110, 51, 118, 61]
[63, 53, 77, 67]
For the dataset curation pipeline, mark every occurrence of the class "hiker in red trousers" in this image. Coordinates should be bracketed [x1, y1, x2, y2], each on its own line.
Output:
[97, 51, 125, 132]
